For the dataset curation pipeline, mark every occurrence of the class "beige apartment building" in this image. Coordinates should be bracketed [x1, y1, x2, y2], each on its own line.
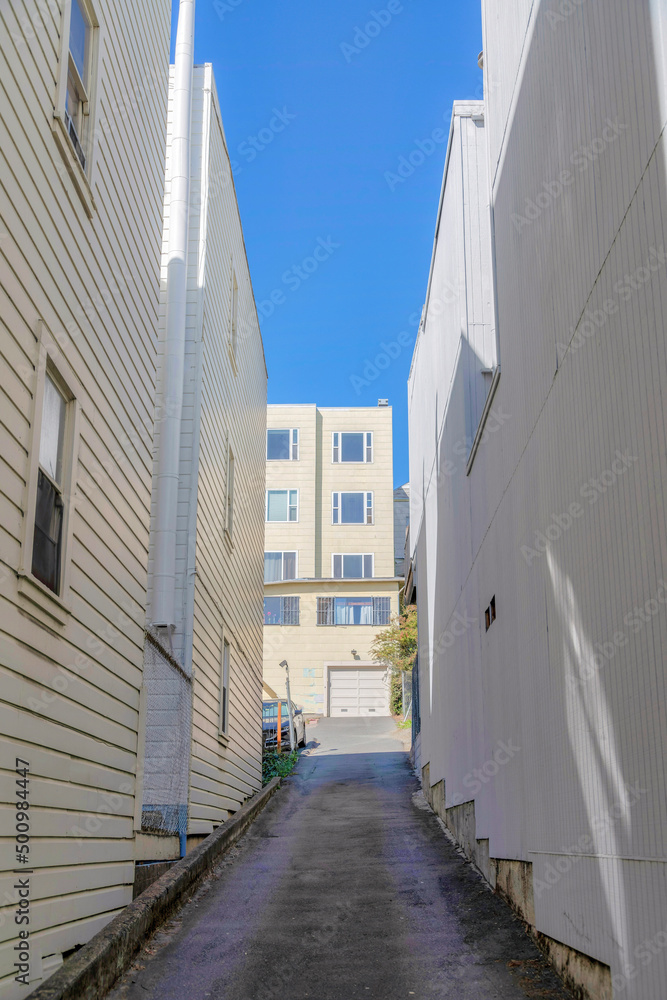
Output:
[263, 404, 401, 716]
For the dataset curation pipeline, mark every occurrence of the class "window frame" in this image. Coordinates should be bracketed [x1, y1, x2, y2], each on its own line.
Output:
[263, 596, 300, 626]
[331, 553, 374, 579]
[316, 595, 391, 626]
[264, 551, 298, 583]
[266, 488, 299, 523]
[219, 638, 230, 737]
[332, 491, 374, 525]
[19, 328, 83, 626]
[332, 431, 373, 464]
[52, 0, 102, 217]
[266, 428, 299, 461]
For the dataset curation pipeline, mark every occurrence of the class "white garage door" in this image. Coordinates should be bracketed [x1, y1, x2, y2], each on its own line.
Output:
[329, 668, 390, 717]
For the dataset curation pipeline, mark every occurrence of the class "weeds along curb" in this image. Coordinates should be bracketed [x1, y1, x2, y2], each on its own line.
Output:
[25, 777, 282, 1000]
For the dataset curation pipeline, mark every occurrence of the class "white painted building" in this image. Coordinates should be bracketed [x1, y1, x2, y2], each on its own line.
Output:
[0, 0, 171, 994]
[139, 62, 267, 862]
[409, 3, 667, 998]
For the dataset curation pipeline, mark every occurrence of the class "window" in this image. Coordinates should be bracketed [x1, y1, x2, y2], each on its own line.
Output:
[266, 489, 298, 522]
[264, 551, 298, 582]
[31, 375, 68, 594]
[332, 492, 373, 525]
[21, 338, 82, 624]
[220, 639, 230, 735]
[317, 596, 391, 626]
[332, 432, 373, 463]
[53, 0, 100, 214]
[267, 428, 299, 461]
[332, 554, 374, 579]
[230, 269, 238, 364]
[226, 445, 235, 535]
[263, 701, 289, 721]
[372, 596, 391, 625]
[65, 0, 93, 171]
[264, 596, 300, 626]
[317, 597, 335, 626]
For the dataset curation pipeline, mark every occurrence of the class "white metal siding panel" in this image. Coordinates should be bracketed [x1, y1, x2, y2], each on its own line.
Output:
[411, 2, 667, 996]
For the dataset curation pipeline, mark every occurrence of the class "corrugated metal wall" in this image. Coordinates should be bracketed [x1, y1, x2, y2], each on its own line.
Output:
[410, 2, 667, 995]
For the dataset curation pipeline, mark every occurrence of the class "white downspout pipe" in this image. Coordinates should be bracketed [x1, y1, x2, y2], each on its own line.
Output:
[152, 0, 195, 628]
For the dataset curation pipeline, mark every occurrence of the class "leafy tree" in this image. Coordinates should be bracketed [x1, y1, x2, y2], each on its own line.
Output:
[370, 604, 418, 673]
[370, 605, 418, 714]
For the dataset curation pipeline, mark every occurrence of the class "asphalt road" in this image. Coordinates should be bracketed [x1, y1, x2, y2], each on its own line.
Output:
[108, 718, 573, 1000]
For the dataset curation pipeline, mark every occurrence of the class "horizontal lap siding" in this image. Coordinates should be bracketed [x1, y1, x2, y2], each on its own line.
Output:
[0, 0, 170, 993]
[187, 67, 266, 835]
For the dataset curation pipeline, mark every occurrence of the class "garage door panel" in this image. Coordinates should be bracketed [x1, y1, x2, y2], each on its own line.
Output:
[329, 667, 390, 717]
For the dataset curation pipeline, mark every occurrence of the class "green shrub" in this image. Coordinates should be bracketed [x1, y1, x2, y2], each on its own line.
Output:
[262, 749, 298, 785]
[390, 670, 403, 715]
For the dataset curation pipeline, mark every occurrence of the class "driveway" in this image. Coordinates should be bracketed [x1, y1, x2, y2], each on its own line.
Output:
[108, 718, 572, 999]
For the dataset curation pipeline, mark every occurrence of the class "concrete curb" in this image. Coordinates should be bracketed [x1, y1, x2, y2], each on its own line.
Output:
[26, 777, 282, 1000]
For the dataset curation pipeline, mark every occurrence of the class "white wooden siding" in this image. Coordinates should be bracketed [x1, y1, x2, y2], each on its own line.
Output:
[0, 0, 171, 994]
[145, 65, 267, 837]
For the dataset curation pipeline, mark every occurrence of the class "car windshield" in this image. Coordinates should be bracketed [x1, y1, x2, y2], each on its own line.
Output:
[262, 701, 288, 720]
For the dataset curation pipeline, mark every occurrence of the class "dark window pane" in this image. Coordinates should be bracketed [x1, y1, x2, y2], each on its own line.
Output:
[69, 0, 89, 84]
[264, 596, 282, 625]
[264, 552, 282, 582]
[373, 597, 391, 625]
[283, 552, 297, 579]
[341, 432, 364, 462]
[363, 554, 373, 578]
[341, 492, 364, 523]
[343, 554, 363, 578]
[283, 596, 300, 625]
[317, 597, 335, 625]
[267, 429, 291, 460]
[31, 471, 63, 594]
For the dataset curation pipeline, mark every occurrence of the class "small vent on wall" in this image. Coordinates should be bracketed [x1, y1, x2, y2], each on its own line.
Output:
[485, 595, 496, 631]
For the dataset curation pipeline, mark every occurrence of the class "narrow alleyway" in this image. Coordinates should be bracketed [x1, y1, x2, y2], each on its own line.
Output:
[108, 719, 572, 1000]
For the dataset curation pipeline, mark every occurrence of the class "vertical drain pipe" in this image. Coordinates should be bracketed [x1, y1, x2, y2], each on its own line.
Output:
[152, 0, 195, 632]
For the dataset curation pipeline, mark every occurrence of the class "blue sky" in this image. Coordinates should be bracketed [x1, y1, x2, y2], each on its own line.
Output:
[171, 1, 483, 486]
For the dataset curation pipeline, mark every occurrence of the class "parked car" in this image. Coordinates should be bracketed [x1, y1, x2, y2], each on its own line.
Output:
[262, 700, 307, 749]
